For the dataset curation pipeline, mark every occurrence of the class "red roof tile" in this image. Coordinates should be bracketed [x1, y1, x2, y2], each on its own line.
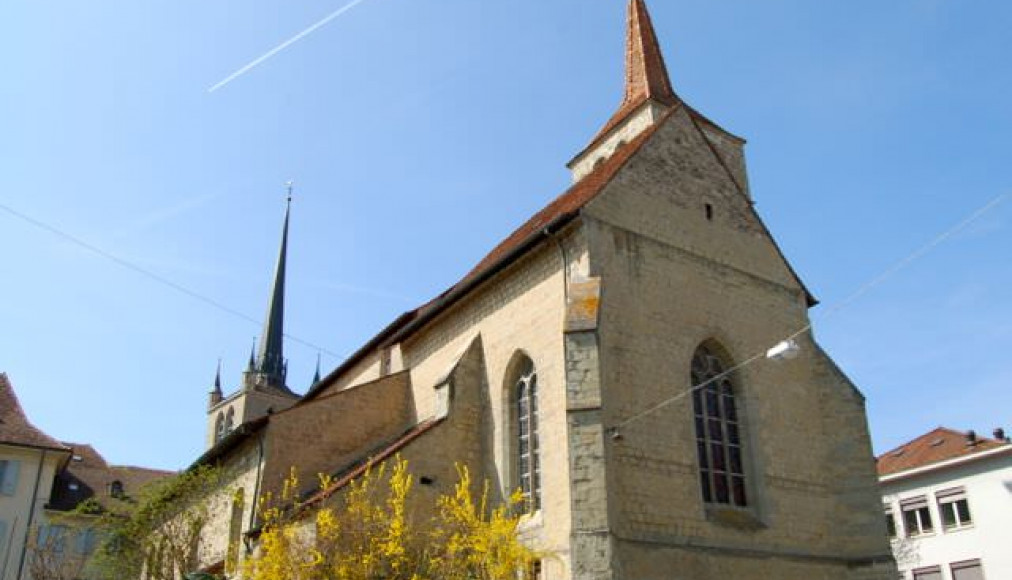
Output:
[49, 442, 174, 512]
[580, 0, 679, 159]
[877, 427, 1009, 477]
[0, 373, 68, 451]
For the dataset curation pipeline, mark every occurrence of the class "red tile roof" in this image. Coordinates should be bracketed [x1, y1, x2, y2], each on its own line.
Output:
[877, 427, 1010, 477]
[303, 108, 671, 404]
[48, 442, 174, 512]
[0, 373, 68, 452]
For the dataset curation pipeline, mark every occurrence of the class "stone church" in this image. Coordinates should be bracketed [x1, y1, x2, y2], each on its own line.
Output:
[193, 1, 896, 578]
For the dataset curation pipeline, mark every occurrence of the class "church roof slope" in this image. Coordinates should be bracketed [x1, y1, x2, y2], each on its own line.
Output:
[302, 110, 669, 404]
[0, 373, 69, 452]
[877, 426, 1010, 477]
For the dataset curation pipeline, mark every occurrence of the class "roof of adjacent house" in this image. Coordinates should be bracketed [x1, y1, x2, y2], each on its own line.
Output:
[877, 426, 1011, 477]
[0, 373, 69, 452]
[48, 442, 174, 512]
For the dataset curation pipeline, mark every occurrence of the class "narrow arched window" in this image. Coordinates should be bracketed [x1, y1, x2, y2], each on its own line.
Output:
[515, 357, 541, 512]
[224, 408, 235, 434]
[691, 345, 747, 507]
[215, 412, 226, 443]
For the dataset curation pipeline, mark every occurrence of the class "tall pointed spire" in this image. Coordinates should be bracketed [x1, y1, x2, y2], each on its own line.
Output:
[214, 359, 222, 391]
[254, 187, 291, 388]
[568, 0, 680, 181]
[622, 0, 676, 108]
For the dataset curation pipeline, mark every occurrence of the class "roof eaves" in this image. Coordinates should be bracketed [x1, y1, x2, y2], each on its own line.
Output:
[880, 443, 1012, 483]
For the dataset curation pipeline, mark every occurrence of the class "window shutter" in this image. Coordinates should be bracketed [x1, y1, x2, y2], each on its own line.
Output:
[936, 487, 966, 501]
[900, 496, 928, 510]
[0, 461, 19, 495]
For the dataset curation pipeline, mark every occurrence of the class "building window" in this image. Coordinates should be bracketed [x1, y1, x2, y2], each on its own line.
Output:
[225, 407, 236, 434]
[215, 412, 226, 443]
[950, 559, 985, 580]
[37, 524, 69, 553]
[885, 507, 897, 539]
[691, 344, 747, 507]
[936, 488, 972, 531]
[912, 566, 942, 580]
[110, 480, 125, 498]
[76, 528, 99, 555]
[0, 460, 20, 496]
[526, 559, 543, 580]
[514, 356, 541, 513]
[901, 497, 934, 537]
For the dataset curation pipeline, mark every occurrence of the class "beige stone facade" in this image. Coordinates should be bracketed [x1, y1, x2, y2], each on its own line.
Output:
[186, 1, 896, 578]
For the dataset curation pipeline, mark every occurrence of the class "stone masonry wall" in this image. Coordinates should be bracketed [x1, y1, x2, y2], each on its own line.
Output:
[581, 107, 895, 578]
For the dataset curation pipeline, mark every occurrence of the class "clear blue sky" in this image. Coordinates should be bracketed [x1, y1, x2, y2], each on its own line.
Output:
[2, 0, 1009, 471]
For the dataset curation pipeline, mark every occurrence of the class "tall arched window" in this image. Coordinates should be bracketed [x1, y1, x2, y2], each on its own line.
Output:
[224, 408, 235, 434]
[691, 344, 747, 507]
[514, 357, 541, 512]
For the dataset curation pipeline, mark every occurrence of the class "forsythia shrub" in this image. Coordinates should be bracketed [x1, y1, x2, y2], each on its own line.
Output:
[240, 457, 542, 580]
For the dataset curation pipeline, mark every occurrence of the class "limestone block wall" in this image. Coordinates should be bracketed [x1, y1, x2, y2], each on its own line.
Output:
[395, 231, 586, 579]
[578, 106, 894, 578]
[193, 436, 264, 571]
[261, 372, 415, 498]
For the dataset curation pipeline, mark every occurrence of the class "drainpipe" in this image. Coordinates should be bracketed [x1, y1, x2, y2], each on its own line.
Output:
[245, 431, 266, 555]
[16, 450, 46, 580]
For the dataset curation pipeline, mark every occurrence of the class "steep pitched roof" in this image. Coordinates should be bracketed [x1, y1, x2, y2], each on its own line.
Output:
[48, 443, 174, 512]
[0, 373, 68, 452]
[301, 110, 670, 404]
[877, 427, 1010, 477]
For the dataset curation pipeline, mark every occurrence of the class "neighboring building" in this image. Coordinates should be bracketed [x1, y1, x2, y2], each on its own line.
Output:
[186, 1, 897, 578]
[0, 374, 171, 580]
[0, 374, 70, 580]
[878, 427, 1012, 580]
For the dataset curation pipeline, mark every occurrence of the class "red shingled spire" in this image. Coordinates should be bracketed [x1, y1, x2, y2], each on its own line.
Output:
[576, 0, 679, 156]
[622, 0, 677, 108]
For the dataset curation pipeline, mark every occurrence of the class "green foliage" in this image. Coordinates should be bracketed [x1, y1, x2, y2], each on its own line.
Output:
[80, 465, 225, 580]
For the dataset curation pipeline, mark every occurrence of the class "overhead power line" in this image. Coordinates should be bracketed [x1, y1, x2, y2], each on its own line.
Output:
[609, 192, 1009, 434]
[0, 200, 345, 362]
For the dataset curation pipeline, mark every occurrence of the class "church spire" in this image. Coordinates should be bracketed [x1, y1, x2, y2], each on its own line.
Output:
[568, 0, 680, 181]
[254, 189, 291, 387]
[622, 0, 677, 108]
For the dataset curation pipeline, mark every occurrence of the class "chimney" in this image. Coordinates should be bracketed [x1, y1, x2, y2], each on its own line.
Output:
[965, 430, 978, 446]
[995, 427, 1008, 442]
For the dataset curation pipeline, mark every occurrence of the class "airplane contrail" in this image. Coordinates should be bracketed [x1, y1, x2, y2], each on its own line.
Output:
[209, 0, 375, 93]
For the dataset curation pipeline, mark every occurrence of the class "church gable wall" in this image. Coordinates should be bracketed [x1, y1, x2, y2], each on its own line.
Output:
[586, 107, 803, 295]
[580, 113, 893, 576]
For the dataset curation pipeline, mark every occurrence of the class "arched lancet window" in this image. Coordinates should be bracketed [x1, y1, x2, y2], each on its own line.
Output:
[512, 356, 541, 512]
[691, 344, 747, 507]
[224, 408, 235, 434]
[215, 412, 226, 443]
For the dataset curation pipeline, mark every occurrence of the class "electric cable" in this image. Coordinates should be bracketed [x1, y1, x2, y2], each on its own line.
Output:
[608, 192, 1009, 435]
[0, 200, 346, 361]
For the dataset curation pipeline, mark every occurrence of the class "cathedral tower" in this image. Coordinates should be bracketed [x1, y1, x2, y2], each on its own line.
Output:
[206, 195, 300, 449]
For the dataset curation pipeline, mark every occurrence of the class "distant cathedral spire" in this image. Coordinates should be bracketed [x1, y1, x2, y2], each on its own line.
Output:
[254, 192, 291, 388]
